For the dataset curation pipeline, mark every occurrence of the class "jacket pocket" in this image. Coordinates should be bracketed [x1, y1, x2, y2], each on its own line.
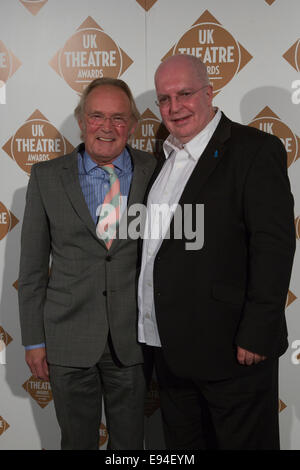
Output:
[211, 281, 245, 306]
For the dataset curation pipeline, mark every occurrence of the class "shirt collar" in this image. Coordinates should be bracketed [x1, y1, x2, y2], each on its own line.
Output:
[163, 108, 222, 161]
[82, 147, 131, 174]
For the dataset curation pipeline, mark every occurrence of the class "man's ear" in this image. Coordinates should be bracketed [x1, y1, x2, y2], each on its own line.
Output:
[78, 118, 86, 139]
[78, 119, 84, 132]
[206, 84, 214, 105]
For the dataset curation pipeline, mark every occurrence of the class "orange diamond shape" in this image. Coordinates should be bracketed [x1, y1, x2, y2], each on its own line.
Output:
[23, 375, 53, 408]
[0, 416, 10, 436]
[162, 10, 252, 95]
[279, 399, 287, 413]
[19, 0, 48, 16]
[136, 0, 158, 11]
[49, 17, 133, 94]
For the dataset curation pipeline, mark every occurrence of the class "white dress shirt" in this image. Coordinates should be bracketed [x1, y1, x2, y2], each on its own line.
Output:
[138, 108, 221, 347]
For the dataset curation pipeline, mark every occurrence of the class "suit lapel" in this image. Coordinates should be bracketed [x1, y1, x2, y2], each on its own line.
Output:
[156, 113, 232, 254]
[126, 148, 155, 207]
[60, 146, 103, 244]
[177, 112, 231, 206]
[59, 144, 157, 251]
[111, 146, 157, 253]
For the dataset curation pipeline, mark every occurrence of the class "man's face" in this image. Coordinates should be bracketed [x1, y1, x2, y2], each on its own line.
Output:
[155, 59, 214, 144]
[79, 85, 137, 165]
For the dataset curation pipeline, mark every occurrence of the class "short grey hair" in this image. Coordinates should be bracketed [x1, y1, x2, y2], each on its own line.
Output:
[74, 77, 141, 122]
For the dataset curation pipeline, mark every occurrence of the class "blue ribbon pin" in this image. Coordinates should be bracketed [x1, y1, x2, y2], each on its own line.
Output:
[214, 150, 219, 158]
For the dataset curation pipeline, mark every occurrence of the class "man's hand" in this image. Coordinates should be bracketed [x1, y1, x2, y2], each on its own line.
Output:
[25, 347, 49, 381]
[237, 346, 267, 366]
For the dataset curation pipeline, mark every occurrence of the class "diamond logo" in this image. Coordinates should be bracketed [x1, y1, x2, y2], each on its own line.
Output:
[0, 326, 12, 365]
[286, 290, 297, 309]
[0, 416, 10, 436]
[283, 39, 300, 72]
[279, 399, 287, 412]
[99, 422, 108, 448]
[23, 375, 53, 408]
[248, 106, 300, 168]
[136, 0, 158, 11]
[0, 202, 18, 241]
[0, 326, 13, 349]
[49, 17, 133, 94]
[161, 10, 252, 95]
[0, 39, 22, 85]
[129, 108, 168, 156]
[2, 109, 74, 175]
[19, 0, 48, 16]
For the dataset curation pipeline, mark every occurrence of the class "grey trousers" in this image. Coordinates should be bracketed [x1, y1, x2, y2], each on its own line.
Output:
[49, 339, 146, 450]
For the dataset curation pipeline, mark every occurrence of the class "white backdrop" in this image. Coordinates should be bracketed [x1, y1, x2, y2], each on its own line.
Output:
[0, 0, 299, 450]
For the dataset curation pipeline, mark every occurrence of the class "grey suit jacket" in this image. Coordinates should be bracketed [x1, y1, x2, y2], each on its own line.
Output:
[18, 144, 156, 368]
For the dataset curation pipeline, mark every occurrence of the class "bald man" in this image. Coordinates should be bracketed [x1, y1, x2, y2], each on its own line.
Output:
[138, 55, 295, 449]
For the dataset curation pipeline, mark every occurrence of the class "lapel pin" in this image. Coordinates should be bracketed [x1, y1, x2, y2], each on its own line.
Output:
[214, 150, 219, 158]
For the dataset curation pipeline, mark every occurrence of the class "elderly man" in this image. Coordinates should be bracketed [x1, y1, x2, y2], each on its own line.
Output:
[138, 55, 295, 449]
[18, 77, 156, 450]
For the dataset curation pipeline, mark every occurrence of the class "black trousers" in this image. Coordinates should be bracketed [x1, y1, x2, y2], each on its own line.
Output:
[154, 348, 280, 450]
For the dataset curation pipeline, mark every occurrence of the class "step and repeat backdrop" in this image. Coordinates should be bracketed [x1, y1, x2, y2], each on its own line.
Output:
[0, 0, 299, 450]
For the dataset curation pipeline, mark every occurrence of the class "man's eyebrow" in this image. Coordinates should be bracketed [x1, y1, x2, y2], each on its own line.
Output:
[177, 88, 195, 93]
[158, 88, 193, 96]
[88, 110, 127, 116]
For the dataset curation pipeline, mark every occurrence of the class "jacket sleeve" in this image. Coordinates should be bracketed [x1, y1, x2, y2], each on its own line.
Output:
[18, 164, 51, 346]
[235, 134, 296, 357]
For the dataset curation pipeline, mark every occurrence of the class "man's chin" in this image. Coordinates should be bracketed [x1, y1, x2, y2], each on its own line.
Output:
[172, 131, 194, 145]
[89, 151, 118, 166]
[169, 124, 195, 143]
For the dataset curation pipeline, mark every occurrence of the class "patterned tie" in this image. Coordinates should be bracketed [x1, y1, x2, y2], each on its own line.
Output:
[96, 164, 121, 249]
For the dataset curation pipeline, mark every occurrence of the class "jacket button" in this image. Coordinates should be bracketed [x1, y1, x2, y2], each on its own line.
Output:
[102, 291, 107, 297]
[106, 256, 112, 262]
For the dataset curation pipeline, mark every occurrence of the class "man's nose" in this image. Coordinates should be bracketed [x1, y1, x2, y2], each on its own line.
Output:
[169, 96, 182, 113]
[102, 117, 114, 131]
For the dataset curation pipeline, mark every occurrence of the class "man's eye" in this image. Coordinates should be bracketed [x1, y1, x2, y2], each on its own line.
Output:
[159, 97, 169, 104]
[113, 117, 126, 124]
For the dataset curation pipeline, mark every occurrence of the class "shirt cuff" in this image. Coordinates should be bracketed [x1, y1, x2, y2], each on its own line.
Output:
[25, 343, 46, 350]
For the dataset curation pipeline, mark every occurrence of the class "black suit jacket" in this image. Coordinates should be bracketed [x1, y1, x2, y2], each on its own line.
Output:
[151, 113, 295, 381]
